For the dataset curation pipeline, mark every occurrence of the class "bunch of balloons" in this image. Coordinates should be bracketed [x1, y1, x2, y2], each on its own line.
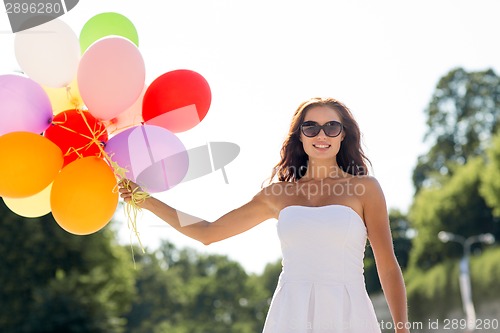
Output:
[0, 12, 212, 236]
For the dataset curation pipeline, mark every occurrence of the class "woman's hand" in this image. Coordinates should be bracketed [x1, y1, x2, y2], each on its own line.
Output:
[118, 179, 150, 208]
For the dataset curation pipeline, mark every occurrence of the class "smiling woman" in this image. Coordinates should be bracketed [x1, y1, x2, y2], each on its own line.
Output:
[270, 98, 371, 183]
[119, 97, 410, 333]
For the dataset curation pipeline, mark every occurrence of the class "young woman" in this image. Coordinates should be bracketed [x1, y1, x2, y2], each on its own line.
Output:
[119, 97, 410, 333]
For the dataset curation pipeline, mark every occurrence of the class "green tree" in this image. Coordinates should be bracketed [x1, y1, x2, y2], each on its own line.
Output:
[406, 246, 500, 321]
[408, 157, 498, 270]
[413, 67, 500, 192]
[124, 246, 187, 333]
[247, 259, 282, 325]
[258, 259, 281, 299]
[125, 240, 268, 333]
[480, 132, 500, 217]
[176, 248, 268, 333]
[0, 200, 135, 333]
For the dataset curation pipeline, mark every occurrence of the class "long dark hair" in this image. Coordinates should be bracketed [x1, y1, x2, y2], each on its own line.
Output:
[268, 97, 371, 183]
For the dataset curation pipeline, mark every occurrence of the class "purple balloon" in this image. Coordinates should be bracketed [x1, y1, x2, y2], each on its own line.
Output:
[105, 124, 189, 193]
[0, 75, 53, 135]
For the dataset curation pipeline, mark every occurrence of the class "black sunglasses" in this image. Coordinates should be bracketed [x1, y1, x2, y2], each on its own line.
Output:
[300, 120, 343, 138]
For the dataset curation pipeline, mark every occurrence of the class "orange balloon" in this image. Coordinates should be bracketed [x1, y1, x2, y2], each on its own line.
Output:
[50, 157, 118, 235]
[0, 131, 63, 198]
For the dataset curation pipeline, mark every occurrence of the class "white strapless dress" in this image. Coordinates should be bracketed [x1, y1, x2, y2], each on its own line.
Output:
[262, 204, 381, 333]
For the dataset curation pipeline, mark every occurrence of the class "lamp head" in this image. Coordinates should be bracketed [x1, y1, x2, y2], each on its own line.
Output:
[479, 233, 495, 245]
[438, 231, 453, 243]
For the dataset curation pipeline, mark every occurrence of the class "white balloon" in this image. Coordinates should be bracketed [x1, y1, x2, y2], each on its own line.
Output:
[14, 19, 80, 88]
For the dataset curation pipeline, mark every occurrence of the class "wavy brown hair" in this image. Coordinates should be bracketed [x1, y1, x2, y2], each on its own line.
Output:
[268, 97, 371, 183]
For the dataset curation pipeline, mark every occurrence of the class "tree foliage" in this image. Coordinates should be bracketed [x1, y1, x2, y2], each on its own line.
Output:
[0, 200, 135, 333]
[408, 66, 500, 272]
[124, 241, 272, 333]
[413, 67, 500, 192]
[406, 246, 500, 321]
[0, 197, 276, 333]
[408, 157, 498, 270]
[480, 132, 500, 217]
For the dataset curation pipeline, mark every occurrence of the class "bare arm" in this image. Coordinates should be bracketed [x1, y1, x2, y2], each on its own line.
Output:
[362, 177, 410, 333]
[119, 181, 276, 245]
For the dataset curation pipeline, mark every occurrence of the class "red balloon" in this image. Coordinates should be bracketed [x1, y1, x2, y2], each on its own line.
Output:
[44, 109, 108, 166]
[142, 69, 211, 133]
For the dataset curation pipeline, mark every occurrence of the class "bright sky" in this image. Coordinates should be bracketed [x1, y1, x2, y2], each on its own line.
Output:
[2, 0, 500, 274]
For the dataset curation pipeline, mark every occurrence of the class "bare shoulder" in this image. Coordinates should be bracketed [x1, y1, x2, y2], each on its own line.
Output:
[353, 174, 383, 191]
[353, 175, 386, 205]
[258, 181, 290, 197]
[352, 175, 389, 229]
[254, 181, 289, 217]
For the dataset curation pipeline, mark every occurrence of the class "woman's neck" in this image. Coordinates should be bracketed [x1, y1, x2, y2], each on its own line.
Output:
[302, 159, 346, 180]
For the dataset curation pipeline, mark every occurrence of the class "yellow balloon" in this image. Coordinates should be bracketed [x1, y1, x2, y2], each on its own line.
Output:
[43, 78, 83, 115]
[3, 183, 52, 218]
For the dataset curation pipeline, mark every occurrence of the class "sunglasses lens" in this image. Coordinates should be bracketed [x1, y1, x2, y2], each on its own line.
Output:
[301, 125, 320, 137]
[301, 121, 342, 137]
[324, 122, 342, 137]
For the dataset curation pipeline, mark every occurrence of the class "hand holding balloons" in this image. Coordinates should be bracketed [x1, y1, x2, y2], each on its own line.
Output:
[118, 179, 150, 209]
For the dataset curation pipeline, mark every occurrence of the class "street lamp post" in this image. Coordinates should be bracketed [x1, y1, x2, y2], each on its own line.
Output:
[438, 231, 495, 333]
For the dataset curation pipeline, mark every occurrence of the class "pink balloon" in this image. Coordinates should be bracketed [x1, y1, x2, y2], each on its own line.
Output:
[105, 125, 189, 193]
[77, 37, 145, 120]
[0, 75, 53, 135]
[104, 85, 146, 135]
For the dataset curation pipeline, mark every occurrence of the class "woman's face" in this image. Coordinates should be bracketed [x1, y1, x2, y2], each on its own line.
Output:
[299, 105, 344, 161]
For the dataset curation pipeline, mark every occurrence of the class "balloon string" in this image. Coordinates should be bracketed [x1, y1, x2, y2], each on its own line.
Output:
[56, 109, 150, 262]
[57, 85, 149, 265]
[65, 85, 83, 110]
[106, 117, 143, 136]
[122, 179, 151, 268]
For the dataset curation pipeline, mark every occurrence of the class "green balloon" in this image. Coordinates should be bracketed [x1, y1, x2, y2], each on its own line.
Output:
[79, 12, 139, 54]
